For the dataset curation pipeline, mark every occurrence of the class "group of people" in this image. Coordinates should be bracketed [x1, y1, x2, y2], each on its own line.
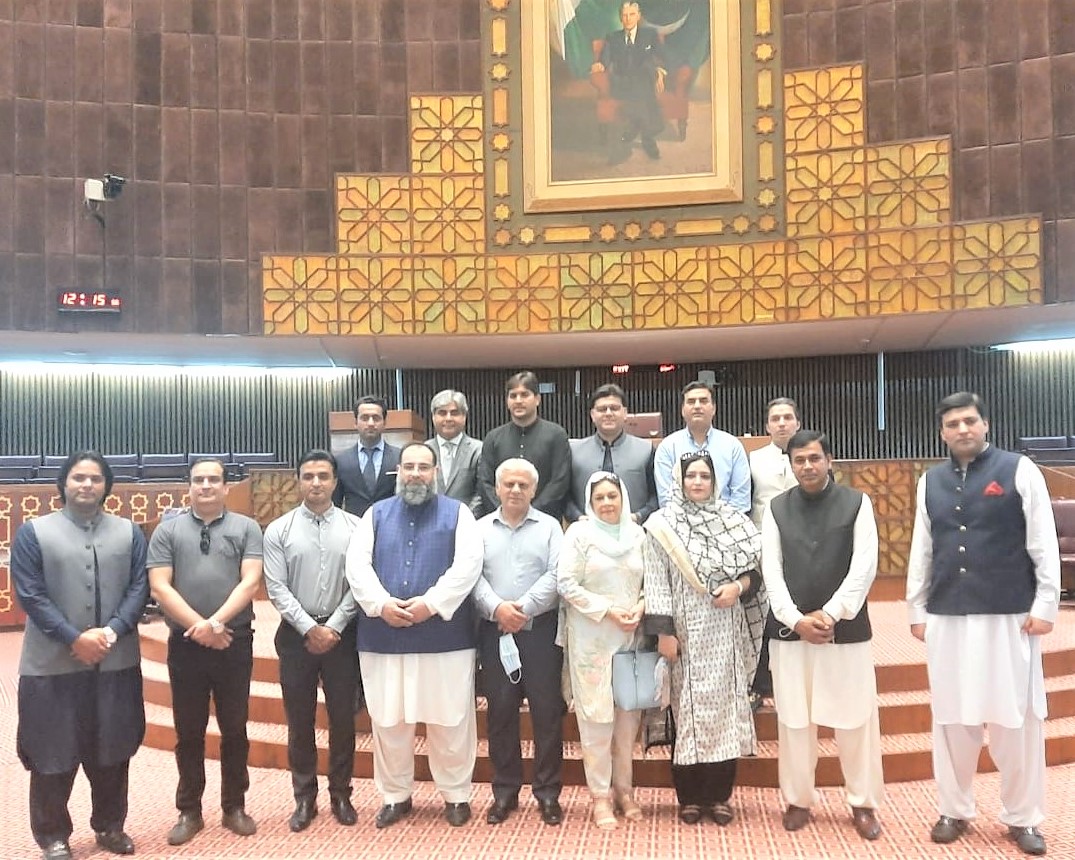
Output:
[11, 373, 1060, 860]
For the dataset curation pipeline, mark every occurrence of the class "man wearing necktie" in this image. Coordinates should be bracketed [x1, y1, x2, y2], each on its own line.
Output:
[333, 395, 402, 517]
[592, 2, 667, 160]
[565, 383, 658, 525]
[425, 389, 484, 516]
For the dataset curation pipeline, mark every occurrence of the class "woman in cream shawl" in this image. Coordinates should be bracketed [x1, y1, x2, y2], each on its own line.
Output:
[558, 472, 646, 830]
[643, 451, 767, 826]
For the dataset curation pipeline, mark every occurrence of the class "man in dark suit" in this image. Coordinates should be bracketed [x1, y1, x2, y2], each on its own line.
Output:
[593, 1, 666, 160]
[333, 395, 402, 517]
[425, 389, 484, 516]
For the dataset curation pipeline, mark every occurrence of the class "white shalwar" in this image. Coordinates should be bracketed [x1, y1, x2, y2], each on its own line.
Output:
[906, 454, 1060, 827]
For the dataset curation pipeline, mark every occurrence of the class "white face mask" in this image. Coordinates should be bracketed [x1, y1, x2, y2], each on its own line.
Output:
[499, 633, 522, 684]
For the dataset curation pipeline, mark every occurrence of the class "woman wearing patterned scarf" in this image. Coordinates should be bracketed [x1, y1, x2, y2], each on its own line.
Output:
[558, 471, 647, 831]
[642, 451, 768, 826]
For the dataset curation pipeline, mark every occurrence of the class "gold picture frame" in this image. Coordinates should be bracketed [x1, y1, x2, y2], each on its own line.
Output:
[521, 0, 743, 213]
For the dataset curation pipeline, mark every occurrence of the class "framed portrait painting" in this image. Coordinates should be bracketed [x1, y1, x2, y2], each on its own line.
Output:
[521, 0, 743, 213]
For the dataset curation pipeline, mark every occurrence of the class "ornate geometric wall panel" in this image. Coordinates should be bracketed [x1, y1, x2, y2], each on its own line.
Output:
[264, 33, 1042, 340]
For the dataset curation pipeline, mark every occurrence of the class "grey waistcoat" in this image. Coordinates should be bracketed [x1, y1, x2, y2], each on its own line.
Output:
[19, 512, 141, 677]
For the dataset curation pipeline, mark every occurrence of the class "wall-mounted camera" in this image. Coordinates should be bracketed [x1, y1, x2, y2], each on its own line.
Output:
[84, 174, 126, 204]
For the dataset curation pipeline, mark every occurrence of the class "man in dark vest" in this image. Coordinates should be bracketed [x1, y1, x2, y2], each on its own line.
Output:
[760, 430, 884, 841]
[346, 442, 484, 829]
[12, 450, 148, 860]
[907, 392, 1059, 857]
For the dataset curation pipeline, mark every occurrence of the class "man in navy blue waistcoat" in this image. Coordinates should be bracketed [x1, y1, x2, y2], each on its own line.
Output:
[346, 442, 484, 829]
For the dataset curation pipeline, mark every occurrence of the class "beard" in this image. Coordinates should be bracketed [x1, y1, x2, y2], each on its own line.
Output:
[396, 475, 437, 506]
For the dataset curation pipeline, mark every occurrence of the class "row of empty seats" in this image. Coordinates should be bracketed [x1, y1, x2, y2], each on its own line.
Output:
[0, 452, 289, 484]
[1019, 436, 1075, 466]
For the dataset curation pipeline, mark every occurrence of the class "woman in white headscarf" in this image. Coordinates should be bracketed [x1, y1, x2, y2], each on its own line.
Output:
[643, 451, 766, 826]
[558, 471, 647, 830]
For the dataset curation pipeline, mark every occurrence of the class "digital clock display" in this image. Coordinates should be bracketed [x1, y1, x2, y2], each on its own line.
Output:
[57, 291, 123, 313]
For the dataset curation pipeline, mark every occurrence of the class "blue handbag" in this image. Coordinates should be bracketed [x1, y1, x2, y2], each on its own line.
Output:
[611, 648, 662, 711]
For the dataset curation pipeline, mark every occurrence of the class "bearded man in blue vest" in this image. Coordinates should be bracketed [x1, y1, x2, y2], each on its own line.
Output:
[346, 441, 484, 829]
[13, 451, 149, 860]
[907, 392, 1060, 857]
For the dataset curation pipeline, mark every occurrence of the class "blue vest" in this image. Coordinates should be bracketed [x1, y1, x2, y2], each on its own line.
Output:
[924, 445, 1035, 615]
[357, 495, 475, 654]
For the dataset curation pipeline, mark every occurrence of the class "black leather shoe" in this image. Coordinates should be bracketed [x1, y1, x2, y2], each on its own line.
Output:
[1008, 826, 1047, 856]
[485, 796, 518, 824]
[445, 802, 471, 827]
[782, 805, 811, 831]
[222, 807, 257, 837]
[167, 812, 204, 846]
[331, 796, 357, 826]
[851, 807, 881, 840]
[288, 798, 318, 833]
[41, 842, 72, 860]
[930, 815, 968, 844]
[94, 830, 135, 854]
[375, 798, 413, 829]
[538, 798, 563, 826]
[642, 138, 660, 160]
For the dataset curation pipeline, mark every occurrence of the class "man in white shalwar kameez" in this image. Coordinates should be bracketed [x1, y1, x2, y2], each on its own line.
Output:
[907, 392, 1059, 857]
[761, 430, 884, 841]
[346, 442, 484, 829]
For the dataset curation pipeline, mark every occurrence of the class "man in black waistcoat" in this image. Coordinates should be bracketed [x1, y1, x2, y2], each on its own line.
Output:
[907, 392, 1059, 857]
[760, 430, 884, 841]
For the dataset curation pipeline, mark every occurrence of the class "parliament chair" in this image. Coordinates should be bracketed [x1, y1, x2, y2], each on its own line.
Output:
[0, 465, 34, 483]
[1031, 448, 1075, 466]
[1053, 499, 1075, 598]
[103, 453, 140, 466]
[110, 464, 140, 482]
[589, 38, 699, 143]
[140, 453, 186, 466]
[139, 463, 189, 482]
[0, 454, 41, 468]
[42, 455, 68, 467]
[35, 465, 62, 481]
[1019, 436, 1069, 452]
[187, 452, 232, 465]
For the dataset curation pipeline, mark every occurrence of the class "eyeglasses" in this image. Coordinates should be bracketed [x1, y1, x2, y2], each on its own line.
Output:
[400, 462, 435, 474]
[200, 525, 211, 555]
[592, 404, 623, 413]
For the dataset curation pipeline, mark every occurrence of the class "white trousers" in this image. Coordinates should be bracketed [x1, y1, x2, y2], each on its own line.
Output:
[576, 708, 642, 798]
[933, 717, 1045, 826]
[370, 707, 477, 804]
[777, 707, 885, 810]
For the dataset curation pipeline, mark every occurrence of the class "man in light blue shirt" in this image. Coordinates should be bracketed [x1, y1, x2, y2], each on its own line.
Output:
[473, 458, 565, 827]
[654, 380, 751, 511]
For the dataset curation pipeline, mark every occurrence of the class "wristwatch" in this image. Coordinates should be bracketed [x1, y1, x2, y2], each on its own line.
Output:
[208, 618, 225, 634]
[102, 627, 117, 646]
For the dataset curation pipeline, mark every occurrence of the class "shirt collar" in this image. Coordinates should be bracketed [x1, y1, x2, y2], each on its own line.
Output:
[61, 506, 102, 528]
[190, 508, 227, 527]
[361, 438, 385, 453]
[492, 505, 540, 528]
[300, 503, 336, 522]
[594, 432, 625, 448]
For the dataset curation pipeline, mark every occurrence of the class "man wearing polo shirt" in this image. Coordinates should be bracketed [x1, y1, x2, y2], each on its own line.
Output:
[654, 380, 751, 512]
[148, 458, 264, 847]
[474, 458, 565, 826]
[264, 450, 362, 832]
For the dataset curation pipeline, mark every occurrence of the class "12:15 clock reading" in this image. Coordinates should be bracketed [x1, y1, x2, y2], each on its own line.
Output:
[57, 291, 123, 313]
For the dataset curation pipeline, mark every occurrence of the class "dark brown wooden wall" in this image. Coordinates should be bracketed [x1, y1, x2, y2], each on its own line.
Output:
[0, 0, 1071, 334]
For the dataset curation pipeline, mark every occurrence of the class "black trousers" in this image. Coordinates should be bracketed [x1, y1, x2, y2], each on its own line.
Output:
[671, 758, 738, 807]
[478, 612, 564, 803]
[167, 630, 253, 814]
[29, 758, 129, 848]
[752, 633, 773, 697]
[274, 621, 360, 802]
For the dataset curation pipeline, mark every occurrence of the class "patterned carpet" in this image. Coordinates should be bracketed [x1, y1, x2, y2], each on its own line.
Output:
[2, 621, 1075, 859]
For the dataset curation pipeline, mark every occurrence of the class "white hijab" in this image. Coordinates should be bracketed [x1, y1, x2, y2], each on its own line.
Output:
[581, 470, 646, 558]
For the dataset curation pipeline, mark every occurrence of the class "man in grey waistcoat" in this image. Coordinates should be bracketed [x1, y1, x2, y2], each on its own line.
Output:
[12, 450, 149, 860]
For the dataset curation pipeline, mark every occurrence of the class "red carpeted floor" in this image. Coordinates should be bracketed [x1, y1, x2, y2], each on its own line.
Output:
[2, 621, 1074, 860]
